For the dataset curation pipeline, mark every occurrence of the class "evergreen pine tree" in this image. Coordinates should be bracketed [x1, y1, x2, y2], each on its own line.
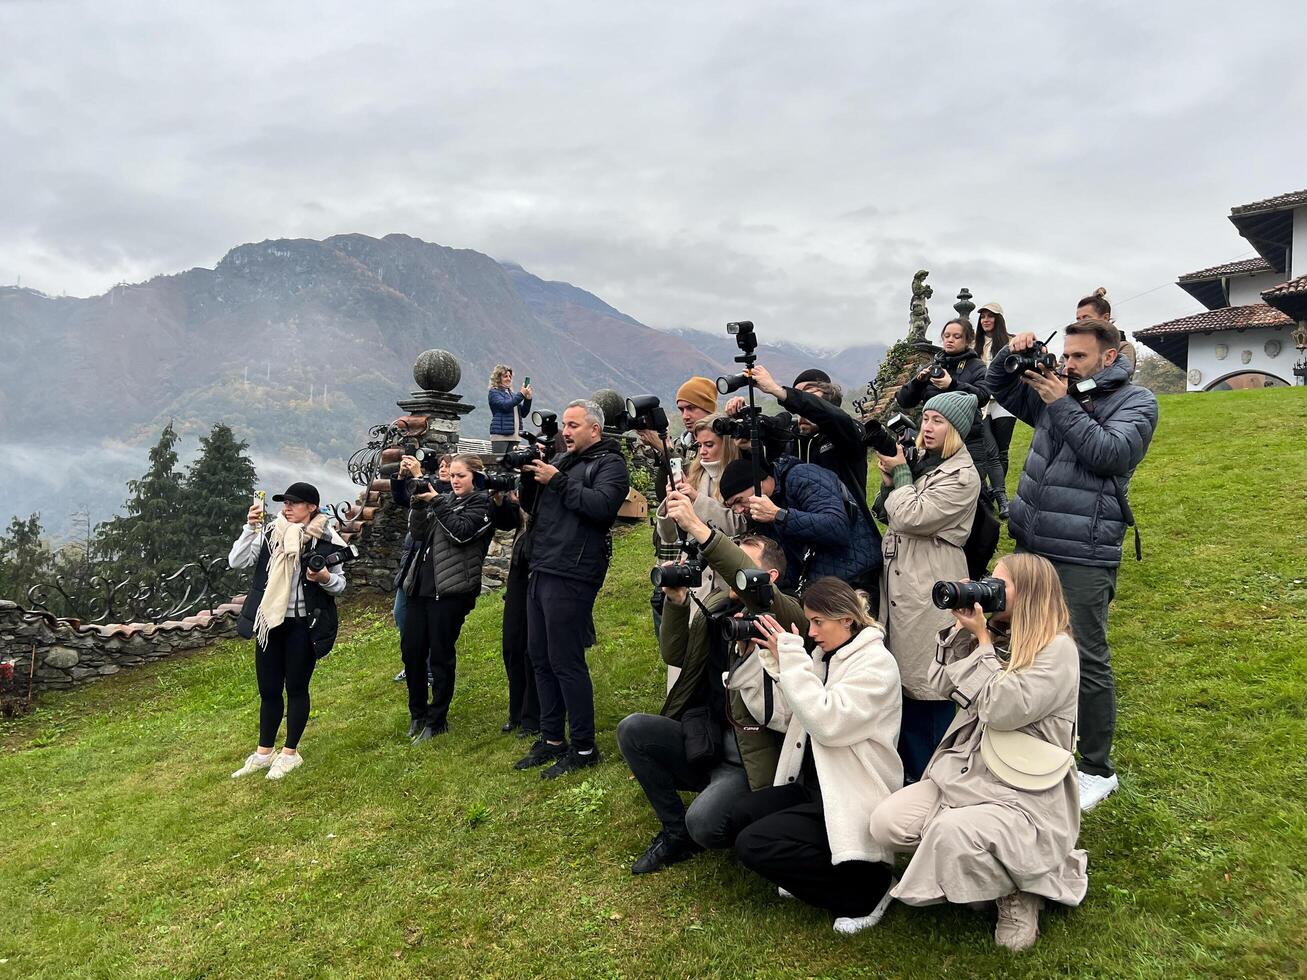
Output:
[0, 513, 54, 604]
[96, 422, 189, 583]
[184, 423, 258, 559]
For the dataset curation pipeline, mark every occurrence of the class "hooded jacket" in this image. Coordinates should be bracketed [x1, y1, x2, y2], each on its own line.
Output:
[897, 348, 990, 459]
[519, 436, 630, 585]
[769, 456, 880, 590]
[986, 354, 1157, 567]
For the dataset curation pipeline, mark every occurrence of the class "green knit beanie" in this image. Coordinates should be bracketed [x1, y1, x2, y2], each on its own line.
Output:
[924, 391, 978, 440]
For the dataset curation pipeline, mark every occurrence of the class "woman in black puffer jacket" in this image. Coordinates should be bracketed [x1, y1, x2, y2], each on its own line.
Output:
[398, 453, 495, 742]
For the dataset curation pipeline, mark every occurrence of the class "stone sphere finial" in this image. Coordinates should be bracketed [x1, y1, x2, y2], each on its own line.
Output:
[954, 287, 975, 321]
[413, 349, 461, 393]
[590, 388, 625, 428]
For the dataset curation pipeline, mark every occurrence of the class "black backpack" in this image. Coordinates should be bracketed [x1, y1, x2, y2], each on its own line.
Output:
[965, 496, 1000, 580]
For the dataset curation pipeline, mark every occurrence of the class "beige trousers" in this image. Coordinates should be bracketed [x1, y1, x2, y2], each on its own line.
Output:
[869, 778, 941, 851]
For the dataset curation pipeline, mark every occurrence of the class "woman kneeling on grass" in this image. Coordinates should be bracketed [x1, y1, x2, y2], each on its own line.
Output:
[869, 553, 1086, 952]
[229, 482, 348, 781]
[725, 577, 903, 936]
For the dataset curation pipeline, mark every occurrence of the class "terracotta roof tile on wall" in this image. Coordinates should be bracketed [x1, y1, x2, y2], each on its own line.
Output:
[1262, 274, 1307, 300]
[1134, 303, 1292, 339]
[1177, 257, 1271, 282]
[1230, 189, 1307, 216]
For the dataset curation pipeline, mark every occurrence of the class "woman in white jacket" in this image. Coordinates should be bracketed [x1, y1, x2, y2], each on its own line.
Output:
[725, 577, 904, 935]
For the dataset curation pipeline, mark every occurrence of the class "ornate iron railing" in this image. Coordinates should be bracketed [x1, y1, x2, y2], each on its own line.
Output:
[347, 422, 407, 487]
[23, 556, 249, 626]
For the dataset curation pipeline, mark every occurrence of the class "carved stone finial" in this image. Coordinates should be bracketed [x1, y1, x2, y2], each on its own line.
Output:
[413, 349, 461, 393]
[954, 287, 975, 321]
[907, 270, 933, 341]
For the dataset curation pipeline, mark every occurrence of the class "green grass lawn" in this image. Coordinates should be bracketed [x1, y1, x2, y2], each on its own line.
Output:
[3, 387, 1306, 978]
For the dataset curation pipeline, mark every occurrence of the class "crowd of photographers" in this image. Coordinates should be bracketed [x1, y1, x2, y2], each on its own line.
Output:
[229, 297, 1157, 952]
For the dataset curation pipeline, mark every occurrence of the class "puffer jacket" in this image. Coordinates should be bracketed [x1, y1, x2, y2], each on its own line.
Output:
[488, 386, 531, 436]
[769, 456, 879, 590]
[987, 354, 1157, 567]
[778, 385, 874, 528]
[400, 490, 494, 598]
[518, 437, 630, 585]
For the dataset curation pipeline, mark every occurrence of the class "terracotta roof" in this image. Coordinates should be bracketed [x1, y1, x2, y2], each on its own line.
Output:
[1177, 257, 1271, 282]
[1262, 275, 1307, 300]
[1230, 189, 1307, 216]
[1134, 303, 1292, 339]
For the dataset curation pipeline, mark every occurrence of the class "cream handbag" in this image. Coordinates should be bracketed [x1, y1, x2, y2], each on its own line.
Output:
[980, 726, 1074, 791]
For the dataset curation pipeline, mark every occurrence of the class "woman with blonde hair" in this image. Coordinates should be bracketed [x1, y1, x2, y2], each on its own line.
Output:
[725, 576, 904, 935]
[487, 364, 533, 455]
[873, 390, 981, 783]
[869, 552, 1085, 952]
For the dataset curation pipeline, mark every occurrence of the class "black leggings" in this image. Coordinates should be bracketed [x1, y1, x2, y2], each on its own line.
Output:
[985, 415, 1016, 485]
[401, 593, 477, 728]
[255, 620, 317, 750]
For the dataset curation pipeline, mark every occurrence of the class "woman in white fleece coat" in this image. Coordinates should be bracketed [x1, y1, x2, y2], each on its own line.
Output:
[724, 577, 904, 935]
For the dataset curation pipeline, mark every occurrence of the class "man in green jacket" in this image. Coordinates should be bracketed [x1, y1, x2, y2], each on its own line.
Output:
[616, 491, 809, 875]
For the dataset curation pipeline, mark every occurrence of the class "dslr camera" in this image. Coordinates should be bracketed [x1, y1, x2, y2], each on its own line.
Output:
[1003, 337, 1058, 375]
[621, 395, 669, 434]
[649, 537, 705, 590]
[932, 576, 1006, 613]
[482, 470, 519, 493]
[306, 542, 361, 574]
[500, 410, 561, 470]
[720, 568, 775, 643]
[379, 441, 437, 480]
[862, 411, 921, 464]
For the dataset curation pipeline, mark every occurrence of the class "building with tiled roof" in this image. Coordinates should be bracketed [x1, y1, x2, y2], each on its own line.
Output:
[1135, 189, 1307, 391]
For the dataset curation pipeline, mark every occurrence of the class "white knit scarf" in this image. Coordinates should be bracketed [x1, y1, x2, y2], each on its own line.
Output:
[255, 513, 330, 647]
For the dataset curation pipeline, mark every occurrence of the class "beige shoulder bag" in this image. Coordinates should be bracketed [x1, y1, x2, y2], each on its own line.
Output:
[980, 726, 1074, 791]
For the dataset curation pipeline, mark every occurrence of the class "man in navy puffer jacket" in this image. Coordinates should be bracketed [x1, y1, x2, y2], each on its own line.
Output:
[987, 318, 1157, 812]
[717, 455, 879, 593]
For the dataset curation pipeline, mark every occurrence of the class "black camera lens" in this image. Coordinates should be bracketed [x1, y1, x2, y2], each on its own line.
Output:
[931, 577, 1006, 613]
[721, 615, 763, 642]
[307, 554, 326, 572]
[501, 446, 541, 469]
[483, 471, 518, 492]
[650, 562, 704, 589]
[862, 420, 898, 456]
[716, 373, 751, 395]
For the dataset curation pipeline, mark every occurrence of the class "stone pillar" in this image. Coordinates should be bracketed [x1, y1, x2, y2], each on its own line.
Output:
[954, 287, 975, 322]
[348, 349, 476, 596]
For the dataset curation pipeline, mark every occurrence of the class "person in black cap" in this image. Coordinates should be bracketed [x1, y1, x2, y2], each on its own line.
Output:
[228, 481, 349, 781]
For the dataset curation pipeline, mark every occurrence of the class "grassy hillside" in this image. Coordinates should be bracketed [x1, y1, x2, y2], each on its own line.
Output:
[2, 388, 1305, 978]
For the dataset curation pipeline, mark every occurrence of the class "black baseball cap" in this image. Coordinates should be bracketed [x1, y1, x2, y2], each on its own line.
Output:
[272, 482, 320, 506]
[792, 368, 831, 387]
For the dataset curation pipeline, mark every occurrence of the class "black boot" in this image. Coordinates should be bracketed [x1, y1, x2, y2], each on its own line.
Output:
[995, 489, 1010, 521]
[632, 829, 703, 874]
[514, 739, 569, 770]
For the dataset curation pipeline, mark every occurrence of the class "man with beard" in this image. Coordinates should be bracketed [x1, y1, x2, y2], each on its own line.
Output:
[986, 319, 1157, 812]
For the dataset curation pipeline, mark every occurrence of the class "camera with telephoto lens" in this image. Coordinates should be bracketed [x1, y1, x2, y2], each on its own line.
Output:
[932, 576, 1006, 613]
[306, 543, 360, 573]
[1003, 339, 1058, 375]
[500, 443, 542, 469]
[864, 412, 921, 464]
[482, 470, 518, 493]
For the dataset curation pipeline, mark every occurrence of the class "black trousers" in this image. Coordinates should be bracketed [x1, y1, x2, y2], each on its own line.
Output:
[986, 415, 1016, 480]
[255, 619, 317, 750]
[727, 783, 894, 918]
[501, 558, 539, 730]
[898, 695, 956, 784]
[401, 593, 476, 728]
[527, 571, 600, 751]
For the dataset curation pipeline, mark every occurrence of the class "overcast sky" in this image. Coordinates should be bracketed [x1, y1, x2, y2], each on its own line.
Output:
[3, 0, 1305, 349]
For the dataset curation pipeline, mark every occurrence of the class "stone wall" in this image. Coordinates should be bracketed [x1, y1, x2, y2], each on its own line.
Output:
[0, 598, 243, 694]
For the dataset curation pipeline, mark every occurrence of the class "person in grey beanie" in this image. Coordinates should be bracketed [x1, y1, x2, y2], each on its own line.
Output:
[872, 391, 981, 782]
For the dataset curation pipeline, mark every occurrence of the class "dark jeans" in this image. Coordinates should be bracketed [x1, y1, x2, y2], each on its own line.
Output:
[527, 571, 600, 751]
[1050, 559, 1118, 777]
[616, 712, 751, 848]
[898, 695, 956, 784]
[502, 559, 539, 730]
[401, 593, 477, 728]
[978, 419, 1010, 496]
[726, 783, 894, 918]
[393, 589, 407, 635]
[255, 619, 317, 750]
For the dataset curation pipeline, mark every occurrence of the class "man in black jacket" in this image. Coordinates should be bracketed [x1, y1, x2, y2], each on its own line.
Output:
[513, 399, 631, 779]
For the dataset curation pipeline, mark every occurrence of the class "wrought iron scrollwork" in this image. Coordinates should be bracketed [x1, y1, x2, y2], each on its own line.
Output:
[348, 422, 407, 487]
[852, 379, 882, 418]
[23, 556, 247, 626]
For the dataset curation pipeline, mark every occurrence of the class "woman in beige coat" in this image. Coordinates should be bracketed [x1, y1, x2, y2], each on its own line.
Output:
[654, 416, 744, 689]
[869, 553, 1086, 953]
[874, 390, 981, 783]
[724, 577, 903, 936]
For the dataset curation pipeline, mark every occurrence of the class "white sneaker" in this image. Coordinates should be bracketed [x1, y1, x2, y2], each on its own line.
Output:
[266, 752, 303, 780]
[231, 751, 276, 778]
[1078, 771, 1119, 811]
[777, 887, 794, 899]
[833, 878, 897, 935]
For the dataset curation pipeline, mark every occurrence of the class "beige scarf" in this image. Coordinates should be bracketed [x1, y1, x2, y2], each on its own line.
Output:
[255, 513, 331, 647]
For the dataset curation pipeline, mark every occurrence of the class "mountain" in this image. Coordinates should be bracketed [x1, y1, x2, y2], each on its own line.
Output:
[0, 233, 887, 535]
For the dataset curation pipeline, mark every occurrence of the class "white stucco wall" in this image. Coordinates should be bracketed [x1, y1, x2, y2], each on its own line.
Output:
[1227, 271, 1285, 307]
[1185, 325, 1295, 391]
[1292, 205, 1307, 278]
